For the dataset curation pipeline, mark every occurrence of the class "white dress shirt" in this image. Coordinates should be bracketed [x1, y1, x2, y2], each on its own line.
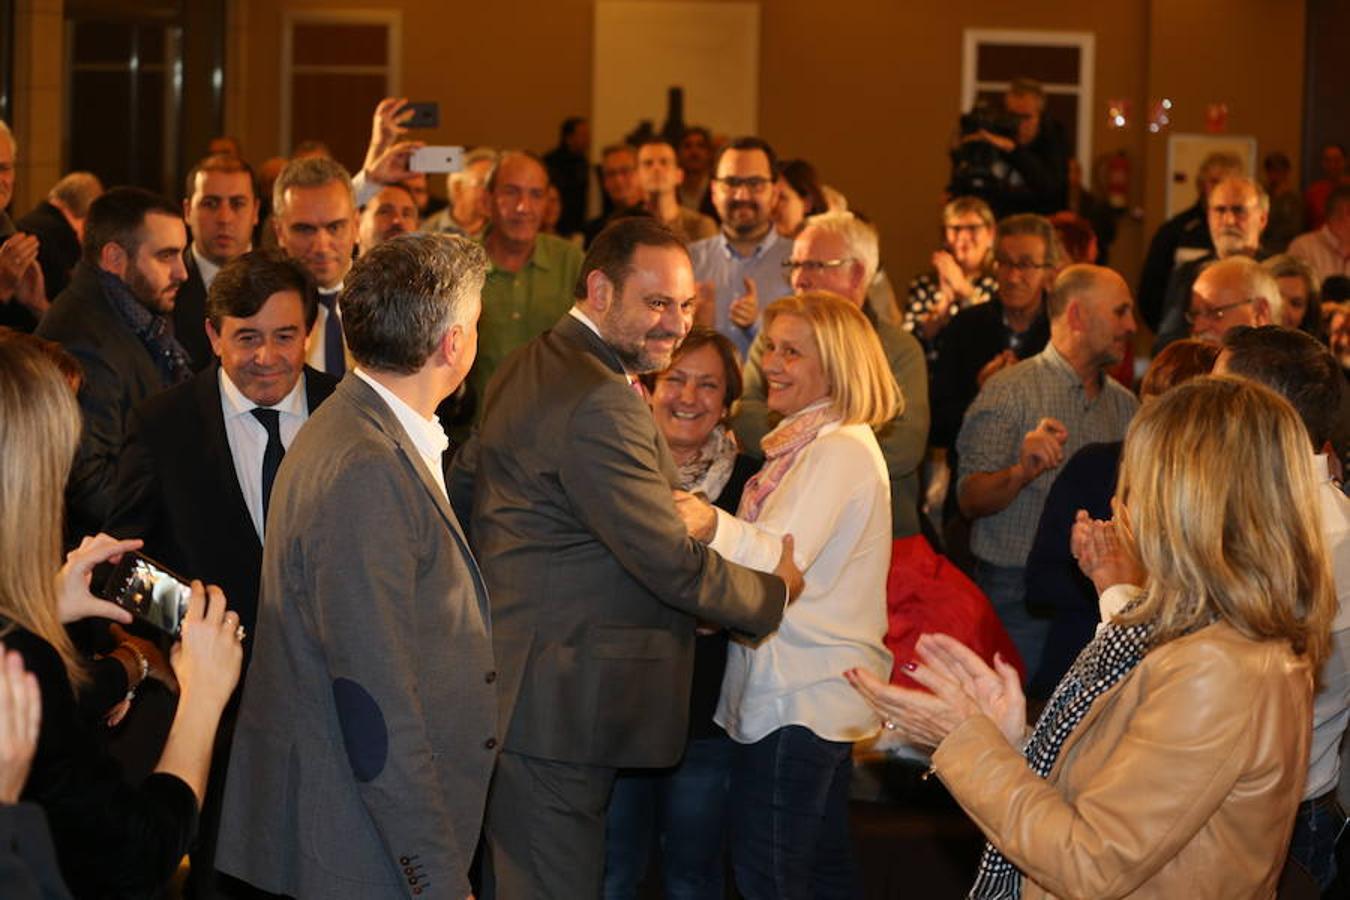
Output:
[192, 245, 224, 290]
[711, 415, 893, 744]
[354, 368, 450, 499]
[219, 367, 310, 540]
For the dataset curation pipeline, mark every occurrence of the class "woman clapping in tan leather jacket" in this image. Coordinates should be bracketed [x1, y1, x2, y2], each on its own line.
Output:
[849, 376, 1336, 900]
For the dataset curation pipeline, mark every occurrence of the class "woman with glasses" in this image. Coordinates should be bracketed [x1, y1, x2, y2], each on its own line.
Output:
[904, 196, 999, 357]
[849, 376, 1332, 899]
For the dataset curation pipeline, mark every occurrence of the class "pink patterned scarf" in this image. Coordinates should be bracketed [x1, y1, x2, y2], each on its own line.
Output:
[737, 400, 839, 523]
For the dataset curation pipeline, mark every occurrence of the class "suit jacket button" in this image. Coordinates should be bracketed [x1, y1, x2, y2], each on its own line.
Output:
[484, 737, 497, 750]
[485, 670, 497, 683]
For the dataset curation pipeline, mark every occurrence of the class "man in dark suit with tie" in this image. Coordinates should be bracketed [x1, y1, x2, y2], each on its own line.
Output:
[108, 250, 336, 898]
[174, 154, 261, 371]
[220, 233, 497, 900]
[270, 156, 357, 378]
[450, 217, 799, 898]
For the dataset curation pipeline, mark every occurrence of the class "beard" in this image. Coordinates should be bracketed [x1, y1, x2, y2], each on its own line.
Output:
[126, 264, 177, 314]
[603, 309, 682, 375]
[1212, 228, 1255, 258]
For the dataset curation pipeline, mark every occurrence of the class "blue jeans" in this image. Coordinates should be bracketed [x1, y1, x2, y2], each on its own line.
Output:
[976, 559, 1050, 685]
[603, 734, 736, 900]
[729, 725, 857, 900]
[1287, 791, 1347, 890]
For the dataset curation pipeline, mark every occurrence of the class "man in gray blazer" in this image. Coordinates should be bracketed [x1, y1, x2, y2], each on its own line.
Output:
[218, 233, 495, 900]
[450, 217, 800, 898]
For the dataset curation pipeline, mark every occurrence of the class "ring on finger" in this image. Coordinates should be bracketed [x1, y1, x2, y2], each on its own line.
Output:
[883, 718, 897, 731]
[234, 624, 247, 642]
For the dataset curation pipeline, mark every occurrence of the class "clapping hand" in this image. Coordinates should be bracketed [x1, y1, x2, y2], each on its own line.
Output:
[846, 633, 1026, 750]
[1070, 507, 1144, 594]
[0, 650, 40, 805]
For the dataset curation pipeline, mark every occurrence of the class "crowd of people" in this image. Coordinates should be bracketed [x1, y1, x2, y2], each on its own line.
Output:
[0, 75, 1346, 900]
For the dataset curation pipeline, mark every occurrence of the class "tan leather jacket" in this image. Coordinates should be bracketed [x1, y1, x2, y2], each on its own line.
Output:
[933, 621, 1313, 900]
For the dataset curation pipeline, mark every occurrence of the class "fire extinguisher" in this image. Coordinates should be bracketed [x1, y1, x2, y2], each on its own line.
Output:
[1105, 150, 1130, 210]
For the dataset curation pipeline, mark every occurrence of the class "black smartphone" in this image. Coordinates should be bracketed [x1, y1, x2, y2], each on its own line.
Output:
[100, 552, 193, 637]
[405, 101, 439, 130]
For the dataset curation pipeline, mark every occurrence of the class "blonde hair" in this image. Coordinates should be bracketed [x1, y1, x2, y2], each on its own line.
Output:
[0, 340, 88, 685]
[1115, 376, 1334, 672]
[763, 291, 902, 428]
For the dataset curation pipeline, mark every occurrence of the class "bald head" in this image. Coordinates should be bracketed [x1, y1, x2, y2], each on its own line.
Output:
[485, 151, 549, 248]
[1050, 264, 1136, 372]
[1189, 256, 1282, 343]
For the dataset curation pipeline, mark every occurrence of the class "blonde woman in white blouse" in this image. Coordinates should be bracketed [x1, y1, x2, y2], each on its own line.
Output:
[677, 291, 901, 900]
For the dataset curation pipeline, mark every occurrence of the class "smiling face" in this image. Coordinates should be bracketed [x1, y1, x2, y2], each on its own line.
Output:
[599, 244, 696, 374]
[275, 180, 356, 290]
[652, 342, 729, 459]
[358, 184, 419, 254]
[944, 212, 993, 273]
[761, 312, 830, 417]
[487, 154, 549, 245]
[710, 148, 778, 241]
[206, 288, 308, 407]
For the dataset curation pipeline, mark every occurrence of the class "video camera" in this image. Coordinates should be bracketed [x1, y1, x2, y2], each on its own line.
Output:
[948, 103, 1023, 200]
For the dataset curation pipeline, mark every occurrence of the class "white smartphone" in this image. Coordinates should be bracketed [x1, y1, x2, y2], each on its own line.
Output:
[410, 146, 466, 174]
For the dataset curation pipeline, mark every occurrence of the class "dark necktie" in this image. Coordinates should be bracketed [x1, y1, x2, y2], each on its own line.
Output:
[319, 291, 346, 376]
[251, 408, 285, 525]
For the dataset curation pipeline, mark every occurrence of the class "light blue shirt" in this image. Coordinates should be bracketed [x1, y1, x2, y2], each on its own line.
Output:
[689, 229, 793, 358]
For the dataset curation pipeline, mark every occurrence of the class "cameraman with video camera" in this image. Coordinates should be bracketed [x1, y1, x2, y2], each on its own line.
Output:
[950, 78, 1069, 218]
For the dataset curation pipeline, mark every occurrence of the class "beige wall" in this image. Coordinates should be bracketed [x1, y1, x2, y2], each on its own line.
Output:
[7, 0, 1304, 297]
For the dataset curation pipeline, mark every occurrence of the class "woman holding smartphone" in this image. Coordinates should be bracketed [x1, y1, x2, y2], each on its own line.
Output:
[0, 337, 242, 897]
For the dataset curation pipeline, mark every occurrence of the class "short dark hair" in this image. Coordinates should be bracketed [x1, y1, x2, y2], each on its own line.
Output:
[1139, 338, 1220, 400]
[642, 325, 743, 413]
[341, 233, 488, 375]
[712, 136, 778, 179]
[638, 137, 677, 157]
[206, 251, 316, 332]
[184, 153, 258, 204]
[680, 126, 712, 147]
[559, 116, 586, 142]
[777, 158, 826, 217]
[82, 187, 181, 265]
[1221, 325, 1347, 448]
[574, 217, 689, 301]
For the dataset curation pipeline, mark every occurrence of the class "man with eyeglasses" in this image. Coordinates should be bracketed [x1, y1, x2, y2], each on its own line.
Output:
[1186, 255, 1283, 344]
[930, 214, 1056, 460]
[1154, 175, 1271, 351]
[733, 211, 930, 538]
[688, 136, 793, 357]
[956, 264, 1138, 682]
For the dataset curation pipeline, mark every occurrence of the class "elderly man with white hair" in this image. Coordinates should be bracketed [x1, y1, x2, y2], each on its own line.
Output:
[1155, 174, 1271, 350]
[732, 210, 930, 538]
[422, 146, 497, 240]
[1186, 254, 1285, 343]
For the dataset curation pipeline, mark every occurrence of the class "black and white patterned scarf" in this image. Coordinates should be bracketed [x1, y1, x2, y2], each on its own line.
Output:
[96, 268, 193, 386]
[967, 607, 1159, 899]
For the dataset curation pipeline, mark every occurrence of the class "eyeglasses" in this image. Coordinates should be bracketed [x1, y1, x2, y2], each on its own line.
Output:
[782, 257, 853, 273]
[995, 256, 1052, 272]
[1185, 298, 1253, 325]
[713, 176, 772, 193]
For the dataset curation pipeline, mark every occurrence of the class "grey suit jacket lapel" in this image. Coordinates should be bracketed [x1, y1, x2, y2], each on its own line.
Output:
[337, 375, 491, 615]
[552, 314, 680, 484]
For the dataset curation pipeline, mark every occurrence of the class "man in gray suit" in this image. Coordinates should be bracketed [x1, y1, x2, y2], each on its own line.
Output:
[451, 217, 800, 898]
[218, 233, 495, 900]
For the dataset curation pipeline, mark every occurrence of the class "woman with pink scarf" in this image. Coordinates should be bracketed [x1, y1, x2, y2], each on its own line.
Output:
[678, 291, 901, 899]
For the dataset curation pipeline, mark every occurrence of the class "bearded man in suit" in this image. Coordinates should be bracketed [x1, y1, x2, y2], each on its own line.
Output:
[451, 216, 800, 899]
